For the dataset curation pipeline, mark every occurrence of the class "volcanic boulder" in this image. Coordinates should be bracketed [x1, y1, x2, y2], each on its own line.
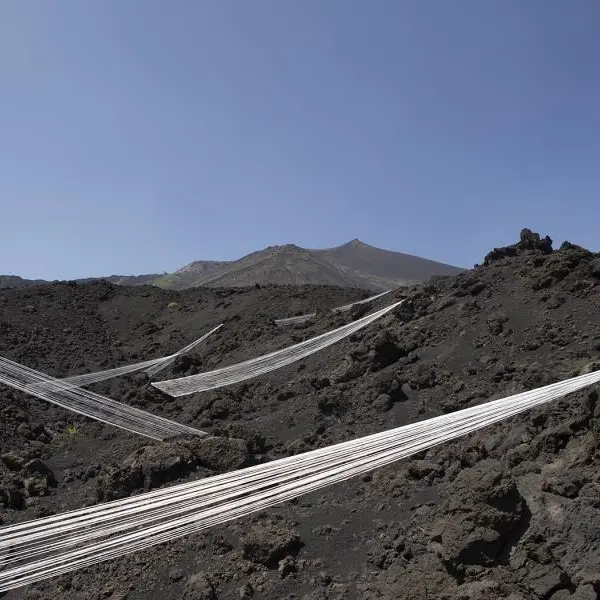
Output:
[432, 460, 530, 577]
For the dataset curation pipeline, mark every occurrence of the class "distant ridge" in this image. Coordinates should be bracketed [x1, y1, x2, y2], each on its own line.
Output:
[1, 239, 464, 291]
[0, 275, 48, 289]
[150, 239, 464, 290]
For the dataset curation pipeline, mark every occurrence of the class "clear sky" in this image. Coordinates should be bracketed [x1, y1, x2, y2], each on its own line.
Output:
[1, 1, 599, 279]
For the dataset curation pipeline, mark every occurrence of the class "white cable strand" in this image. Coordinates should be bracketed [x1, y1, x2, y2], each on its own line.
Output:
[2, 372, 586, 548]
[331, 290, 391, 313]
[60, 356, 169, 387]
[2, 370, 596, 584]
[28, 324, 223, 390]
[1, 368, 598, 591]
[274, 313, 317, 326]
[0, 326, 220, 438]
[0, 357, 206, 440]
[153, 301, 404, 397]
[274, 290, 392, 326]
[144, 324, 223, 378]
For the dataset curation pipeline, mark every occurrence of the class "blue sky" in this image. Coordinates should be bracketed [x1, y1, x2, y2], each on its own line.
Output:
[1, 1, 599, 279]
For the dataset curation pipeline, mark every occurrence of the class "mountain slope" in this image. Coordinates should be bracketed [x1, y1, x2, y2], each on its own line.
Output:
[182, 244, 369, 289]
[151, 260, 229, 290]
[158, 240, 465, 291]
[314, 238, 465, 288]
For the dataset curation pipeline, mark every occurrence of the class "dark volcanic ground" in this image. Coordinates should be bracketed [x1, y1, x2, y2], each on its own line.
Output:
[1, 231, 600, 600]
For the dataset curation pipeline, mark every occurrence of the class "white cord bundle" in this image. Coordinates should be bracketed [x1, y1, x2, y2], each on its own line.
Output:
[274, 290, 392, 325]
[153, 300, 404, 397]
[0, 326, 221, 438]
[28, 324, 223, 390]
[143, 324, 223, 378]
[1, 367, 598, 592]
[331, 290, 391, 313]
[0, 357, 206, 440]
[274, 313, 317, 326]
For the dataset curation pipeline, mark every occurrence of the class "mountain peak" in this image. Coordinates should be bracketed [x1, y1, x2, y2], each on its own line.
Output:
[343, 238, 368, 248]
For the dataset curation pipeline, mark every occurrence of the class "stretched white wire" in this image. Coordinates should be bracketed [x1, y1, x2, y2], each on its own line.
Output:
[1, 367, 598, 591]
[274, 290, 392, 326]
[0, 326, 220, 438]
[0, 357, 206, 440]
[47, 325, 222, 388]
[332, 290, 391, 313]
[274, 313, 317, 326]
[144, 324, 223, 378]
[2, 370, 596, 580]
[61, 356, 170, 387]
[153, 301, 404, 397]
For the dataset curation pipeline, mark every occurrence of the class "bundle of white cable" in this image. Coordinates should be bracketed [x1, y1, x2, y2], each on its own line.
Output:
[60, 356, 170, 388]
[29, 324, 223, 390]
[274, 313, 317, 326]
[2, 367, 598, 592]
[0, 357, 206, 440]
[153, 301, 404, 397]
[331, 289, 391, 313]
[144, 324, 223, 378]
[5, 326, 221, 437]
[274, 290, 392, 326]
